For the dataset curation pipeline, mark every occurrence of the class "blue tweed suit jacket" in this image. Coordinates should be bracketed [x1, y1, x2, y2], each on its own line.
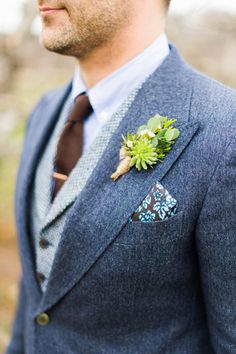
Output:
[6, 45, 236, 354]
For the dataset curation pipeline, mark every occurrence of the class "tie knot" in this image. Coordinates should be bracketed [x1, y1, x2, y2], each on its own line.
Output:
[68, 93, 93, 123]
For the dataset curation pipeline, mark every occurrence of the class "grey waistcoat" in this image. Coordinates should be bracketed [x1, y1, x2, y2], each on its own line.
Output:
[30, 84, 142, 291]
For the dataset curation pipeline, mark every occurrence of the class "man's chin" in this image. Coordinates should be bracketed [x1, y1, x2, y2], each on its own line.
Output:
[39, 32, 71, 55]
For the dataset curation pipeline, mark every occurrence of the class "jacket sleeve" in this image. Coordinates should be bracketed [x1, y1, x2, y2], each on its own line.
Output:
[5, 278, 26, 354]
[195, 137, 236, 353]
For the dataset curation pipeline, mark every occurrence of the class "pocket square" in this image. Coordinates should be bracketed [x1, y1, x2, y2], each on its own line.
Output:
[129, 182, 177, 223]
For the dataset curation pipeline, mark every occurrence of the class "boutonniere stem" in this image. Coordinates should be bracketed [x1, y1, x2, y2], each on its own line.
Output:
[111, 114, 180, 181]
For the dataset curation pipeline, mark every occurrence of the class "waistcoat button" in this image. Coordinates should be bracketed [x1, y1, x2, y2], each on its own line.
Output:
[36, 272, 46, 283]
[39, 238, 50, 249]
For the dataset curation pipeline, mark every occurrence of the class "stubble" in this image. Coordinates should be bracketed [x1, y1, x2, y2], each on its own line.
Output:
[40, 0, 134, 59]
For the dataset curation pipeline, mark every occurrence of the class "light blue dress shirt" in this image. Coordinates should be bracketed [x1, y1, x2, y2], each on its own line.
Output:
[71, 32, 169, 152]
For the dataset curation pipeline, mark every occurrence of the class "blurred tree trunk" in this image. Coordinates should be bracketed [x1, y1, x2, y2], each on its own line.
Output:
[0, 1, 37, 92]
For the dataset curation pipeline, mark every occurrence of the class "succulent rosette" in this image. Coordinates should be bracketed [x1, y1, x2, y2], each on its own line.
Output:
[111, 114, 180, 181]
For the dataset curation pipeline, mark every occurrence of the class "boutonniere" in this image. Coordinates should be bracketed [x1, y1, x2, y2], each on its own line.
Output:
[111, 114, 180, 181]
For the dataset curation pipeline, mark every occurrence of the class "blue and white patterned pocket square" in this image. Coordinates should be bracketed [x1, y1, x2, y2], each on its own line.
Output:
[129, 182, 177, 223]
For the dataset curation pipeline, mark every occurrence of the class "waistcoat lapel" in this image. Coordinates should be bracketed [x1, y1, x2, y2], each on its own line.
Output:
[15, 82, 72, 299]
[36, 45, 200, 313]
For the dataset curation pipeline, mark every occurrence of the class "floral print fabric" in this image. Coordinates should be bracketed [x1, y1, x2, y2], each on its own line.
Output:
[129, 182, 177, 222]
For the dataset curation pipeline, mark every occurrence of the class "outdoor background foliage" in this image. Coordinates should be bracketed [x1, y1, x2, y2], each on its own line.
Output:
[1, 2, 236, 352]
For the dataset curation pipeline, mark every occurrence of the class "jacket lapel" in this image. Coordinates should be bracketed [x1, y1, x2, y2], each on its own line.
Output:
[15, 82, 72, 299]
[37, 45, 200, 313]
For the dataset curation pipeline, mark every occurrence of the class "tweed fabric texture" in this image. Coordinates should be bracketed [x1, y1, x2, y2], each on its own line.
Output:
[31, 84, 142, 291]
[6, 45, 236, 354]
[31, 95, 73, 231]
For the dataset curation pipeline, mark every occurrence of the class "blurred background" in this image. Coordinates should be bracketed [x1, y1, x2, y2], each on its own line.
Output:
[1, 0, 236, 351]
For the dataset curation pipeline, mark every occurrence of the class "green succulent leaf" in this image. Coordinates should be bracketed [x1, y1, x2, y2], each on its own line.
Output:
[151, 136, 159, 148]
[130, 156, 137, 167]
[121, 134, 126, 142]
[146, 159, 157, 165]
[164, 128, 180, 141]
[164, 128, 174, 142]
[141, 160, 148, 170]
[147, 115, 163, 132]
[163, 118, 177, 128]
[136, 158, 142, 171]
[156, 129, 167, 139]
[137, 125, 148, 134]
[171, 128, 180, 139]
[164, 129, 174, 141]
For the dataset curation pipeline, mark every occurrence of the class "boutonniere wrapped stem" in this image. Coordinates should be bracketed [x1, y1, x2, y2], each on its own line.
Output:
[111, 114, 180, 181]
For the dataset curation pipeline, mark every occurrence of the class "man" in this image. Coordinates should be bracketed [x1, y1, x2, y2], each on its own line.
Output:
[6, 0, 236, 353]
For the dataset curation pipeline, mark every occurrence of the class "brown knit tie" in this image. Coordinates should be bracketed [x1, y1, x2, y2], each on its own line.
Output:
[52, 93, 93, 199]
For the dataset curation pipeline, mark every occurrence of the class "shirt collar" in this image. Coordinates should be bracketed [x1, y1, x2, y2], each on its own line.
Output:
[71, 32, 169, 123]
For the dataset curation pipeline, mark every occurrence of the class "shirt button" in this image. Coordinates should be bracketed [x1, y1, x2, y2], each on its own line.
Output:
[36, 313, 49, 326]
[39, 238, 50, 249]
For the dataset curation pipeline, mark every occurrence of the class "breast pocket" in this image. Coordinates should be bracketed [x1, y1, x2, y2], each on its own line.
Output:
[113, 210, 185, 247]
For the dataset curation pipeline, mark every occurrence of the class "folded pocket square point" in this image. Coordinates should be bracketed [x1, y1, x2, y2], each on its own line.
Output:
[130, 182, 177, 223]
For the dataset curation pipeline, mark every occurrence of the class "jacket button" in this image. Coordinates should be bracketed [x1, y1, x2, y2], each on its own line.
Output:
[36, 312, 49, 326]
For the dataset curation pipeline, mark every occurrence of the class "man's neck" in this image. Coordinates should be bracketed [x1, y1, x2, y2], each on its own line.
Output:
[77, 7, 166, 89]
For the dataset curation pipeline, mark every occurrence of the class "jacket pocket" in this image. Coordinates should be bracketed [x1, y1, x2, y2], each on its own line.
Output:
[113, 210, 185, 247]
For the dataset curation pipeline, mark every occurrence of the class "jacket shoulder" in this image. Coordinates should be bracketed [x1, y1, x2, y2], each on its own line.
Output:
[41, 84, 70, 103]
[187, 66, 236, 127]
[186, 66, 236, 170]
[26, 82, 72, 132]
[32, 84, 71, 113]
